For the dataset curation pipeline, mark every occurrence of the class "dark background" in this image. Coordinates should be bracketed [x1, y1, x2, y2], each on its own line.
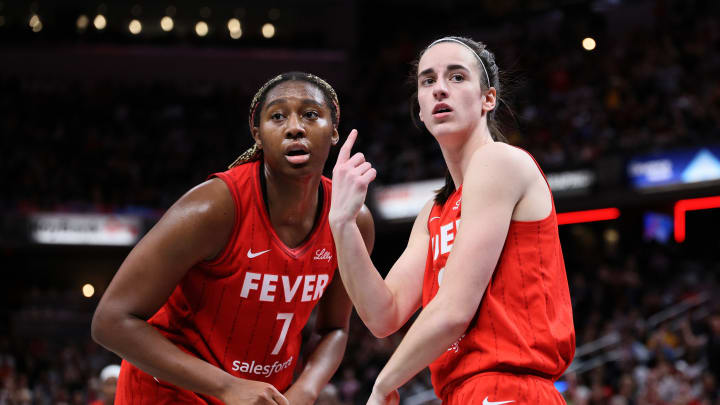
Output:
[1, 0, 719, 403]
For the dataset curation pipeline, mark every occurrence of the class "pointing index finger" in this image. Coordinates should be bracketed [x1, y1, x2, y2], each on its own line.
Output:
[337, 129, 358, 163]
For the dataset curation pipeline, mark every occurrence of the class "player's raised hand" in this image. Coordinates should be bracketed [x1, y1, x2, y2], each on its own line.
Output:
[329, 129, 376, 226]
[219, 378, 289, 405]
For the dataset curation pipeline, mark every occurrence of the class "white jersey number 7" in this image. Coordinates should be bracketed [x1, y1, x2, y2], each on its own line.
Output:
[271, 313, 294, 355]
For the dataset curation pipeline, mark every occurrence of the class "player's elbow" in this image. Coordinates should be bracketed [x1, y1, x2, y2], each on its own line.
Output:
[442, 312, 473, 336]
[368, 323, 395, 339]
[91, 303, 122, 349]
[358, 315, 390, 338]
[359, 309, 401, 338]
[91, 307, 109, 346]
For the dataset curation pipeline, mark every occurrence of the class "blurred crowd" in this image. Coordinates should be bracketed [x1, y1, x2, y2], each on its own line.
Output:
[350, 0, 720, 185]
[0, 79, 246, 214]
[0, 336, 118, 405]
[2, 2, 720, 213]
[2, 0, 720, 404]
[559, 237, 720, 405]
[1, 239, 719, 404]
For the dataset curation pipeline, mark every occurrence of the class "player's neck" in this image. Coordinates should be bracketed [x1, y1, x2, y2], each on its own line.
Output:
[440, 127, 493, 189]
[260, 164, 323, 245]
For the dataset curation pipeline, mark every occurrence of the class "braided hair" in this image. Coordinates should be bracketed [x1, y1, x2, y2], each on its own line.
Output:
[229, 72, 340, 168]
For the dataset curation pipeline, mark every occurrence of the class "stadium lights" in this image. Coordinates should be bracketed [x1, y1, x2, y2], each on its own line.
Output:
[160, 16, 173, 32]
[77, 14, 89, 30]
[557, 208, 620, 225]
[228, 18, 242, 39]
[195, 21, 208, 37]
[94, 14, 107, 30]
[227, 18, 240, 32]
[82, 283, 95, 298]
[604, 228, 620, 244]
[673, 195, 720, 242]
[29, 14, 42, 32]
[129, 19, 141, 35]
[582, 37, 596, 51]
[262, 23, 275, 38]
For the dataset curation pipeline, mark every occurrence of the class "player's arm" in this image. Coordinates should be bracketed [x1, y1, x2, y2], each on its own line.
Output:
[91, 178, 288, 405]
[329, 130, 427, 338]
[331, 200, 430, 338]
[284, 206, 375, 404]
[369, 144, 532, 401]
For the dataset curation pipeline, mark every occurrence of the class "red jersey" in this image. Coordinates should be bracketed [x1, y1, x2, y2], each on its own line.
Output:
[422, 151, 575, 399]
[116, 161, 338, 403]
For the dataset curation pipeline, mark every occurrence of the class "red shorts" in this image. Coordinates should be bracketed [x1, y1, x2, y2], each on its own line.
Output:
[115, 360, 222, 405]
[442, 372, 565, 405]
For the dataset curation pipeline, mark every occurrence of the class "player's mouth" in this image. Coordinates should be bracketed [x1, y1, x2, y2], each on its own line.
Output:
[285, 143, 310, 165]
[432, 103, 453, 118]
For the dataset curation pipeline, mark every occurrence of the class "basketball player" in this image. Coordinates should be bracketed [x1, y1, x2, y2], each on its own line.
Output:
[329, 37, 575, 404]
[92, 72, 374, 405]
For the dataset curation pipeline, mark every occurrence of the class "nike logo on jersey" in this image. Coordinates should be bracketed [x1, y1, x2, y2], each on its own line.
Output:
[482, 398, 515, 405]
[247, 249, 271, 258]
[429, 216, 441, 222]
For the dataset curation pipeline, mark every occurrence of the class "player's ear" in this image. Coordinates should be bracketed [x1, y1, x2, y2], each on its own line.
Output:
[482, 87, 497, 113]
[251, 127, 263, 149]
[331, 128, 339, 146]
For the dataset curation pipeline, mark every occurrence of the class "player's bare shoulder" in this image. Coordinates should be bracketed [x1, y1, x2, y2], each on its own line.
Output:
[170, 178, 234, 224]
[468, 142, 538, 186]
[475, 144, 552, 221]
[155, 178, 236, 260]
[418, 198, 435, 223]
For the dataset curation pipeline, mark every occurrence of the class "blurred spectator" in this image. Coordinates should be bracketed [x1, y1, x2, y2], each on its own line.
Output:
[2, 3, 720, 213]
[89, 364, 120, 405]
[316, 383, 344, 405]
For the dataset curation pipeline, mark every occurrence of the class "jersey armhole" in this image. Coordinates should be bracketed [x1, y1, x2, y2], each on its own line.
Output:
[202, 172, 242, 267]
[509, 145, 556, 214]
[424, 198, 440, 233]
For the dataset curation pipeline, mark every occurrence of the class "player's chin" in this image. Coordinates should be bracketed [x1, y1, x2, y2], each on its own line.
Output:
[429, 122, 465, 138]
[284, 159, 324, 177]
[286, 162, 311, 172]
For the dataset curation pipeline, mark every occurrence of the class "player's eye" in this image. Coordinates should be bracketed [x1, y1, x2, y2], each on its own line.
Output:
[304, 111, 319, 119]
[420, 77, 435, 86]
[450, 73, 465, 82]
[270, 112, 285, 121]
